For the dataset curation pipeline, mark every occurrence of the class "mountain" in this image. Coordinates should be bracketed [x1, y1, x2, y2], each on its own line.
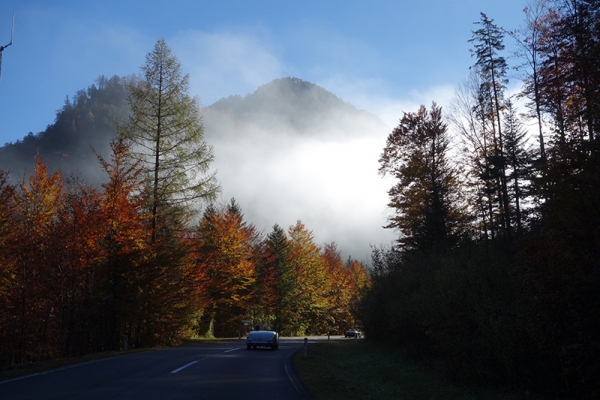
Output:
[0, 75, 130, 185]
[205, 77, 386, 137]
[203, 77, 387, 141]
[0, 76, 386, 183]
[0, 76, 394, 259]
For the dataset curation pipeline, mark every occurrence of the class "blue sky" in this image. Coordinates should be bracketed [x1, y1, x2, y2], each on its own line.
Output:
[0, 0, 529, 145]
[0, 1, 531, 258]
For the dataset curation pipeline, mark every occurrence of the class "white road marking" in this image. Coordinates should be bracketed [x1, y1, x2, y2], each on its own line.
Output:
[170, 360, 198, 374]
[170, 348, 238, 374]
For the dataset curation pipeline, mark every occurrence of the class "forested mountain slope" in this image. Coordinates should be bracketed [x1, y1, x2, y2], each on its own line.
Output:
[0, 76, 386, 184]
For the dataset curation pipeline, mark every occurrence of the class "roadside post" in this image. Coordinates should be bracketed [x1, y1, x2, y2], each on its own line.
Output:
[303, 337, 308, 358]
[241, 319, 251, 339]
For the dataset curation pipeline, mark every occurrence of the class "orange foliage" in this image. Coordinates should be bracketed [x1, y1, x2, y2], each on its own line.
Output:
[192, 200, 258, 337]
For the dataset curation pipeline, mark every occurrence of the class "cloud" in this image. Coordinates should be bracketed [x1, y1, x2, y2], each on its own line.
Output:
[164, 26, 462, 260]
[317, 75, 457, 128]
[204, 94, 397, 262]
[171, 28, 284, 105]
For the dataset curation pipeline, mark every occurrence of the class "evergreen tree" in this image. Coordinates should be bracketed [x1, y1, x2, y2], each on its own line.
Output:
[470, 12, 512, 236]
[502, 99, 533, 235]
[259, 224, 295, 334]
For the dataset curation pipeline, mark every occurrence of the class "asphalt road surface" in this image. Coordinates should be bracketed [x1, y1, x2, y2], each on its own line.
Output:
[0, 338, 315, 399]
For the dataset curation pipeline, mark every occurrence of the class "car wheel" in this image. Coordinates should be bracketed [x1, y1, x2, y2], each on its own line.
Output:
[247, 344, 251, 350]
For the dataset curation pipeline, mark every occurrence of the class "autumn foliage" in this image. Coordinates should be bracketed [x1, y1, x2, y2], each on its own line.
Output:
[0, 147, 366, 369]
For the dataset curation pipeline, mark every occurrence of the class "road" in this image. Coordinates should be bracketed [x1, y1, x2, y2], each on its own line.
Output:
[0, 338, 315, 399]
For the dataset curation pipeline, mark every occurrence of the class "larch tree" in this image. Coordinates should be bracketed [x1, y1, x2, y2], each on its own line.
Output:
[119, 38, 219, 243]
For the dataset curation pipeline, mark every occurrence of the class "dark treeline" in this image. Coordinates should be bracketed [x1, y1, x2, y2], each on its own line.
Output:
[0, 40, 368, 370]
[0, 75, 131, 183]
[358, 1, 600, 398]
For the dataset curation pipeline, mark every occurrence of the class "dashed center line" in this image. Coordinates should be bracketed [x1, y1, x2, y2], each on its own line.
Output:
[224, 348, 240, 353]
[170, 348, 239, 374]
[170, 361, 198, 374]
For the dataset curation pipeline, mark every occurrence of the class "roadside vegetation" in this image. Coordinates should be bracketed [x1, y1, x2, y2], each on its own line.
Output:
[1, 1, 599, 397]
[293, 339, 532, 400]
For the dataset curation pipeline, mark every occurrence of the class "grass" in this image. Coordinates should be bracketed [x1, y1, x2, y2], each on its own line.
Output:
[292, 339, 528, 400]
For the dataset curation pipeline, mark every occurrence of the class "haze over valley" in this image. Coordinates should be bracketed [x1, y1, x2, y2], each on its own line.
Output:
[0, 76, 396, 261]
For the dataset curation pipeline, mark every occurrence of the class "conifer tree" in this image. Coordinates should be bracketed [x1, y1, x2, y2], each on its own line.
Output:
[470, 12, 512, 236]
[119, 38, 219, 243]
[259, 224, 295, 334]
[502, 99, 533, 235]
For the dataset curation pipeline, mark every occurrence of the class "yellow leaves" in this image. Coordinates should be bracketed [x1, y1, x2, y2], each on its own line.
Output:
[15, 156, 63, 231]
[194, 202, 258, 314]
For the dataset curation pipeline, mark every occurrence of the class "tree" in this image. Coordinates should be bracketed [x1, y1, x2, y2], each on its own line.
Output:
[119, 38, 219, 243]
[560, 0, 600, 141]
[510, 0, 551, 163]
[469, 12, 512, 236]
[502, 99, 533, 235]
[193, 199, 259, 337]
[9, 157, 63, 364]
[95, 138, 151, 350]
[54, 180, 104, 357]
[286, 221, 329, 334]
[379, 103, 466, 252]
[449, 72, 503, 239]
[0, 170, 16, 366]
[257, 224, 295, 334]
[320, 243, 352, 333]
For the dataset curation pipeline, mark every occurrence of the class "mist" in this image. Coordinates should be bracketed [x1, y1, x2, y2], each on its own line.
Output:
[202, 78, 397, 261]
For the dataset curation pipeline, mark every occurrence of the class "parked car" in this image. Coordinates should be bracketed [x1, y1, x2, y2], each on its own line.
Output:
[345, 329, 361, 338]
[246, 330, 279, 350]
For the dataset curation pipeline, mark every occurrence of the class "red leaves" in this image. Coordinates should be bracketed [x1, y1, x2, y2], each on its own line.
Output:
[0, 150, 369, 363]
